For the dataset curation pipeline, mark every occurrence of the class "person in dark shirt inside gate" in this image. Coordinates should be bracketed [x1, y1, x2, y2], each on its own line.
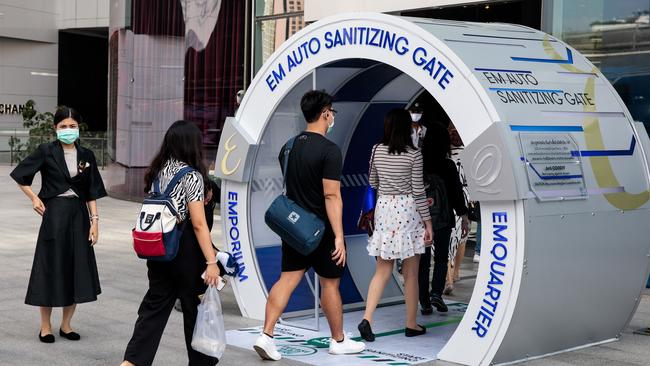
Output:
[254, 90, 365, 361]
[418, 122, 469, 314]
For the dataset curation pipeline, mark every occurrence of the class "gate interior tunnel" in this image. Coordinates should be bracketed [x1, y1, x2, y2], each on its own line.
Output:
[247, 59, 476, 322]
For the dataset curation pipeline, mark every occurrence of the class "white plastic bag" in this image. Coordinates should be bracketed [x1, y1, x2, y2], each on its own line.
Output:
[191, 285, 227, 358]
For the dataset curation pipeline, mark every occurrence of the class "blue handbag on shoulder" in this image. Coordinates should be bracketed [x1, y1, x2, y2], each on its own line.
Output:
[357, 144, 379, 236]
[264, 136, 325, 256]
[357, 185, 377, 236]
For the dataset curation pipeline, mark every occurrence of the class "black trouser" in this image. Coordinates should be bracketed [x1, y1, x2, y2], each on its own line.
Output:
[418, 226, 452, 308]
[124, 228, 218, 366]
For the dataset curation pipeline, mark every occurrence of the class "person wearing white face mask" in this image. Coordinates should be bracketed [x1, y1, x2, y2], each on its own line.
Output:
[10, 106, 106, 343]
[408, 103, 427, 149]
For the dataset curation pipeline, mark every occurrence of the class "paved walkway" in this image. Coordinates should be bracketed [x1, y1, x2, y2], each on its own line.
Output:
[0, 165, 648, 365]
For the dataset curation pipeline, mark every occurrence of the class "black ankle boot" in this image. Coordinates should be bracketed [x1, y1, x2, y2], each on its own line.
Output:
[421, 305, 433, 315]
[431, 293, 448, 312]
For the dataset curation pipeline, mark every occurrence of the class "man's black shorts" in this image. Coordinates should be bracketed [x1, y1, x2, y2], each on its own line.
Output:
[281, 229, 344, 278]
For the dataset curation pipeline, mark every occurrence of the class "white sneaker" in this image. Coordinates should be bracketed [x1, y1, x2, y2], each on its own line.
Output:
[329, 333, 365, 355]
[254, 333, 282, 361]
[473, 254, 480, 263]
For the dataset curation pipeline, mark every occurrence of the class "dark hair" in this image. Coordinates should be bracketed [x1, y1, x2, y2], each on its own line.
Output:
[53, 106, 82, 126]
[381, 108, 415, 154]
[422, 121, 451, 173]
[407, 102, 423, 113]
[300, 90, 332, 123]
[144, 120, 209, 193]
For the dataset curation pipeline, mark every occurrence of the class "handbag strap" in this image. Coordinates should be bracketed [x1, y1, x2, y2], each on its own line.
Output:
[281, 136, 298, 191]
[369, 143, 380, 178]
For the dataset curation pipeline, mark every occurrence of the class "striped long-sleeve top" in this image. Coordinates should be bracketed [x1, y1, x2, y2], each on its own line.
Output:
[368, 144, 431, 221]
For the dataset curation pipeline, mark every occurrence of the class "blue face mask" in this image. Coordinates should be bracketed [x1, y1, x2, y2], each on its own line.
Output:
[57, 128, 79, 144]
[327, 120, 335, 134]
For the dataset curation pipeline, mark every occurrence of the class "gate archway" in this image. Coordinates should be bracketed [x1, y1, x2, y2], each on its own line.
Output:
[216, 13, 650, 365]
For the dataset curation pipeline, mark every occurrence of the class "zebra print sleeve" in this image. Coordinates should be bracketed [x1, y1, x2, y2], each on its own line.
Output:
[181, 170, 204, 205]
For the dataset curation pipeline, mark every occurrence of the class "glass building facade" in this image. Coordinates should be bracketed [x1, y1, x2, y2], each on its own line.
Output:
[543, 0, 650, 129]
[253, 0, 305, 74]
[106, 0, 649, 198]
[107, 0, 245, 198]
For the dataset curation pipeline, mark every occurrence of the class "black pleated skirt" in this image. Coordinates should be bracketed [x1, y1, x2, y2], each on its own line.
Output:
[25, 196, 101, 307]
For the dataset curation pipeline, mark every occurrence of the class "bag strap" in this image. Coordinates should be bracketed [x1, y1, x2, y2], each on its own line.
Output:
[153, 178, 162, 195]
[281, 136, 297, 191]
[160, 166, 196, 196]
[369, 143, 380, 180]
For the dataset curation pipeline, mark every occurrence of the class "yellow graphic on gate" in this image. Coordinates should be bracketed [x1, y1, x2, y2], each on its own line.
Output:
[542, 37, 650, 210]
[221, 134, 242, 176]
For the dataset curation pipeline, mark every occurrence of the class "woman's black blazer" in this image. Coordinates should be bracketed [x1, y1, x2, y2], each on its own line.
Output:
[10, 141, 107, 202]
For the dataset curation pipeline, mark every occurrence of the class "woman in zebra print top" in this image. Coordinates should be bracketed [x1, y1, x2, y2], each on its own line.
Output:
[122, 120, 222, 366]
[157, 158, 205, 221]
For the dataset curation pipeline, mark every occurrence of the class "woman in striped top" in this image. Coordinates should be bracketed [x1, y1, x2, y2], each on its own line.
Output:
[358, 109, 433, 342]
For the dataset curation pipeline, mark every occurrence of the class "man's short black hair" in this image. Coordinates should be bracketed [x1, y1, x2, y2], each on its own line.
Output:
[301, 90, 333, 123]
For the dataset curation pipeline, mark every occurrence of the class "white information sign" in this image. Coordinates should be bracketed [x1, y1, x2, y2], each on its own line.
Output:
[520, 133, 587, 200]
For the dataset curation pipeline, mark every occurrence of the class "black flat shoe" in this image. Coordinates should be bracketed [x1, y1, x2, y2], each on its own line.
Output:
[421, 305, 433, 315]
[358, 319, 375, 342]
[59, 329, 81, 341]
[39, 331, 55, 343]
[405, 325, 426, 337]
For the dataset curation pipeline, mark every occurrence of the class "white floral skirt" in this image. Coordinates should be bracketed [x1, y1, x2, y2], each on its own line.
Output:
[367, 194, 426, 260]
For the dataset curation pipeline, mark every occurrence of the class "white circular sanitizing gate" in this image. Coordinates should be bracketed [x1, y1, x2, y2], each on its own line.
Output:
[215, 13, 650, 365]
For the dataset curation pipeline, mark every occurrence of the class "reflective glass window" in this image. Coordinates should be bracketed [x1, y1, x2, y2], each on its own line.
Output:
[108, 0, 245, 198]
[254, 15, 305, 72]
[255, 0, 304, 16]
[544, 0, 650, 127]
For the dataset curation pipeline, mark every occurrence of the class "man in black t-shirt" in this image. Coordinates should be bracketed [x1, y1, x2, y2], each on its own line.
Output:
[254, 91, 365, 360]
[280, 132, 341, 232]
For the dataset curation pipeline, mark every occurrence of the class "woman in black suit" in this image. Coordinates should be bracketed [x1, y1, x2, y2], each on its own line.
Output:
[10, 106, 107, 343]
